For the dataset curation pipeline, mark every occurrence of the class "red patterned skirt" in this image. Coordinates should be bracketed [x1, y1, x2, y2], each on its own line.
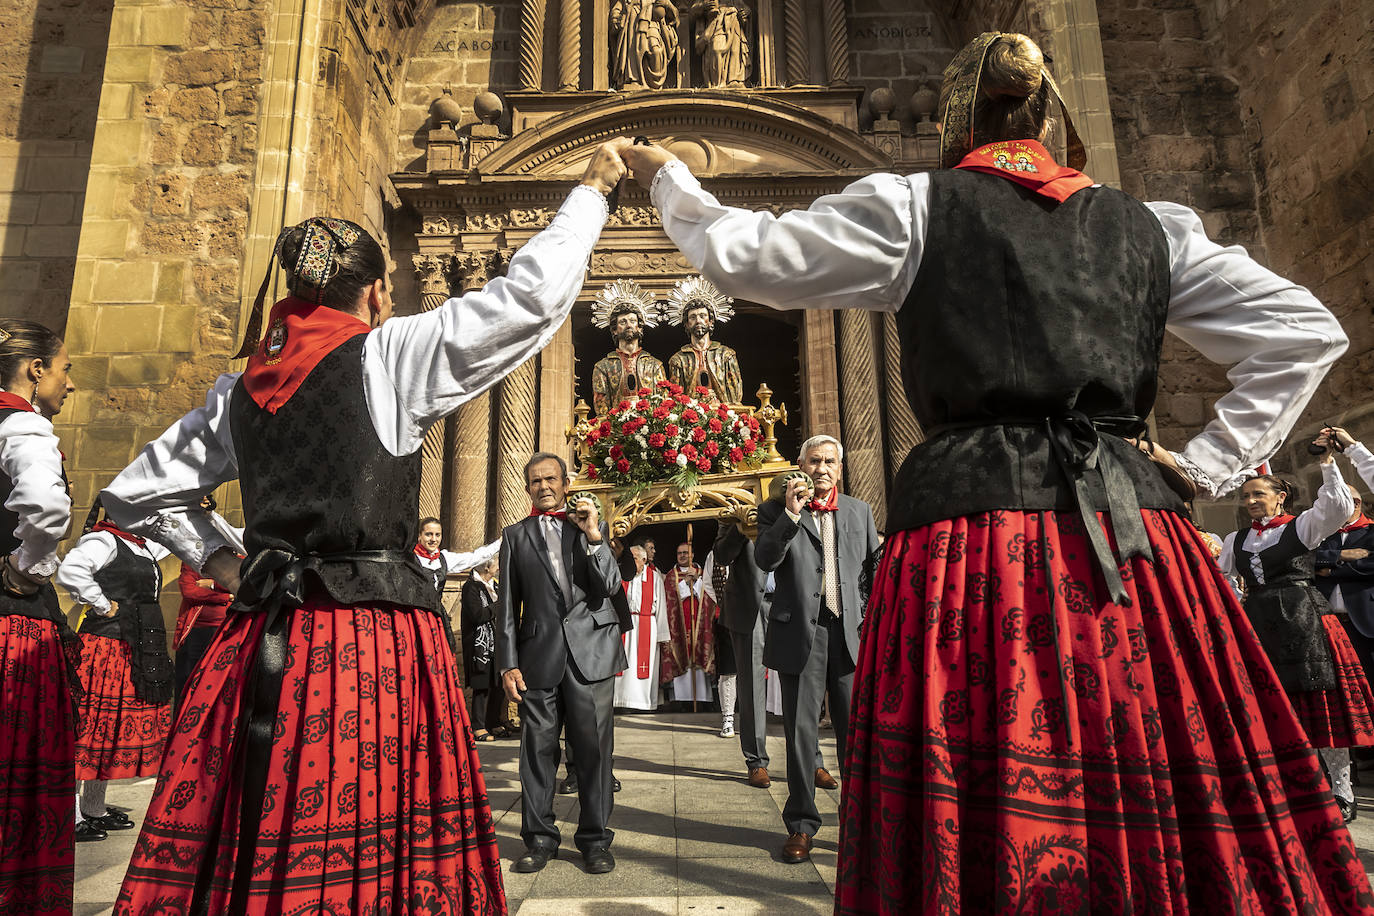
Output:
[1290, 615, 1374, 748]
[836, 509, 1374, 915]
[75, 633, 172, 780]
[115, 599, 506, 915]
[0, 613, 76, 916]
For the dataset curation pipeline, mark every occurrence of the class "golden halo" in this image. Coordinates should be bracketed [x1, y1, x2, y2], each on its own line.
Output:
[591, 278, 660, 330]
[663, 275, 734, 327]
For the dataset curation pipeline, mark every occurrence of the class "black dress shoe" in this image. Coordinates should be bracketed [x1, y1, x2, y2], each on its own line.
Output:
[513, 846, 556, 873]
[1337, 797, 1358, 823]
[74, 821, 108, 842]
[613, 777, 621, 793]
[557, 776, 579, 795]
[583, 846, 615, 874]
[88, 810, 135, 831]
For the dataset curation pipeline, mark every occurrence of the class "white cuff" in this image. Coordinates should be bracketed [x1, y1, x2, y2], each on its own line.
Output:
[12, 546, 57, 578]
[1170, 449, 1254, 499]
[649, 158, 694, 210]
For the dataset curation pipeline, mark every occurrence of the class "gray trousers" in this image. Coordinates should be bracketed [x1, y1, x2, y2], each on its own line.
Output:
[519, 656, 616, 854]
[730, 615, 769, 770]
[779, 612, 854, 837]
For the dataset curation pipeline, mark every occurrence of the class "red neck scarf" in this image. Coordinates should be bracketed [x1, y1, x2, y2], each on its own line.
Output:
[92, 519, 146, 547]
[0, 392, 37, 414]
[529, 506, 566, 519]
[241, 296, 370, 414]
[808, 488, 839, 513]
[1340, 515, 1372, 534]
[1251, 514, 1295, 533]
[954, 140, 1095, 203]
[414, 544, 441, 561]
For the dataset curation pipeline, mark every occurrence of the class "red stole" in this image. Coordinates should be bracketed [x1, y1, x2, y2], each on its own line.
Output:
[954, 140, 1094, 203]
[1252, 515, 1295, 533]
[413, 544, 441, 561]
[619, 572, 657, 679]
[241, 296, 370, 414]
[0, 392, 37, 414]
[1340, 515, 1372, 534]
[92, 519, 146, 547]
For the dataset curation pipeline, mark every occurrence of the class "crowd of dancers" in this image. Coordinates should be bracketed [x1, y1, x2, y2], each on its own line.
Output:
[2, 28, 1373, 916]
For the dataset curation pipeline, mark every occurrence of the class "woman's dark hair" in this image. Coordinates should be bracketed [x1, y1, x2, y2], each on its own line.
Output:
[1247, 474, 1303, 512]
[82, 498, 104, 535]
[0, 319, 63, 389]
[418, 517, 442, 531]
[277, 219, 386, 311]
[939, 33, 1053, 150]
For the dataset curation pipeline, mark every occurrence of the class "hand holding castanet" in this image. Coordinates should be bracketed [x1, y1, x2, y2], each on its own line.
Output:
[784, 476, 812, 516]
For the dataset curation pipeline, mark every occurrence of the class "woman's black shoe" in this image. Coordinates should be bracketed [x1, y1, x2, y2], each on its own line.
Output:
[89, 810, 135, 830]
[74, 821, 108, 842]
[1337, 797, 1358, 823]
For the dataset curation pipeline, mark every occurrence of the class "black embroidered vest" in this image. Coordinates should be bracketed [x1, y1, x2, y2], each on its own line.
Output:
[229, 335, 435, 611]
[1234, 522, 1335, 691]
[887, 170, 1185, 531]
[80, 535, 174, 704]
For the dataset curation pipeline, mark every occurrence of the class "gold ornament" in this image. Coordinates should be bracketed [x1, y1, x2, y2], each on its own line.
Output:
[591, 278, 660, 330]
[663, 275, 735, 328]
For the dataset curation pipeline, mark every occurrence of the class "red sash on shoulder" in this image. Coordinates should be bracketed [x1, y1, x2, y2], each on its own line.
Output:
[241, 297, 370, 414]
[0, 392, 37, 413]
[954, 140, 1095, 203]
[92, 519, 146, 547]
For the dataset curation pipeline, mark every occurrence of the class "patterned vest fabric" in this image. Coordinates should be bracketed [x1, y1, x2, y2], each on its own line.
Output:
[230, 335, 435, 611]
[82, 536, 174, 705]
[1235, 522, 1335, 692]
[888, 170, 1184, 532]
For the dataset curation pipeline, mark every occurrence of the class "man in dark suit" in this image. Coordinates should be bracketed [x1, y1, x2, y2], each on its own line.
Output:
[713, 520, 772, 788]
[755, 435, 879, 864]
[497, 452, 626, 874]
[1316, 482, 1374, 683]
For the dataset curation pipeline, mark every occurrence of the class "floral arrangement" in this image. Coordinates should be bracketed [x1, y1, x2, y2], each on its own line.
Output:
[584, 381, 762, 489]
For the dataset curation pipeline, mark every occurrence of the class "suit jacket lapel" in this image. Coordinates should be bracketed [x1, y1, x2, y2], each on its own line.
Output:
[799, 510, 822, 544]
[560, 517, 579, 596]
[527, 516, 560, 593]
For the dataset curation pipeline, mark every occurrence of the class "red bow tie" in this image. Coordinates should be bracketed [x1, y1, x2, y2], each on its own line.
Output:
[1251, 515, 1295, 533]
[529, 507, 566, 519]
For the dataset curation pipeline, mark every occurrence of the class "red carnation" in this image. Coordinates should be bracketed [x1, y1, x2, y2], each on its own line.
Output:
[669, 383, 683, 394]
[748, 417, 760, 432]
[653, 404, 670, 419]
[694, 385, 711, 397]
[609, 445, 623, 459]
[615, 458, 631, 473]
[729, 447, 744, 463]
[662, 448, 678, 463]
[599, 420, 612, 436]
[637, 387, 651, 396]
[682, 409, 699, 423]
[617, 400, 631, 412]
[586, 428, 600, 442]
[705, 440, 720, 457]
[649, 433, 666, 448]
[665, 423, 679, 437]
[635, 399, 650, 410]
[708, 417, 723, 433]
[587, 466, 599, 479]
[692, 426, 707, 443]
[743, 439, 757, 454]
[657, 380, 672, 389]
[675, 394, 690, 405]
[696, 457, 712, 472]
[681, 444, 698, 461]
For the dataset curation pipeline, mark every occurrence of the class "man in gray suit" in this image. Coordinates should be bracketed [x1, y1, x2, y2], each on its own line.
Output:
[713, 520, 772, 788]
[497, 452, 627, 874]
[755, 435, 880, 864]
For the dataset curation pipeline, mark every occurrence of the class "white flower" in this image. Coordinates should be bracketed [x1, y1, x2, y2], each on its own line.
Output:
[676, 453, 688, 467]
[604, 457, 613, 467]
[636, 434, 648, 447]
[668, 413, 678, 423]
[727, 410, 737, 419]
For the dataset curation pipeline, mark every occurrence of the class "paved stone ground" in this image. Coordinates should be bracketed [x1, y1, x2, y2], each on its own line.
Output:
[75, 715, 1374, 914]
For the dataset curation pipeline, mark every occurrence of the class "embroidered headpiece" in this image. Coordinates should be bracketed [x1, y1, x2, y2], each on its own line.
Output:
[663, 275, 734, 328]
[233, 217, 365, 359]
[938, 32, 1086, 171]
[591, 279, 660, 330]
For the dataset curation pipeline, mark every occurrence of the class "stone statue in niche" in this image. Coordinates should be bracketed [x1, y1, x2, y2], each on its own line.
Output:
[610, 0, 681, 90]
[692, 0, 750, 88]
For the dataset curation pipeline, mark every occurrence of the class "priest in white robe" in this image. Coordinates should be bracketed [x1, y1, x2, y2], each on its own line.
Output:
[614, 545, 670, 710]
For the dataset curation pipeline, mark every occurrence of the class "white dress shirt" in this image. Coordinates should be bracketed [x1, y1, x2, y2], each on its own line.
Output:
[650, 159, 1348, 499]
[1218, 461, 1356, 584]
[0, 410, 71, 577]
[101, 185, 609, 571]
[414, 540, 501, 577]
[55, 529, 170, 615]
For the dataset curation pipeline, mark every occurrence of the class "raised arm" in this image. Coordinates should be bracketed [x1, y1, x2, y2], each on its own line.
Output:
[1295, 461, 1356, 549]
[0, 411, 71, 578]
[1150, 202, 1349, 497]
[100, 373, 241, 571]
[637, 154, 924, 313]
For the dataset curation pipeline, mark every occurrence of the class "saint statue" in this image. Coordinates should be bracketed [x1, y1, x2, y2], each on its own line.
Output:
[664, 275, 743, 405]
[610, 0, 681, 90]
[692, 0, 751, 88]
[590, 279, 668, 417]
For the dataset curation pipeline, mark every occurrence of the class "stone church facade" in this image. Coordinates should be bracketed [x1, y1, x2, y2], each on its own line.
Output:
[0, 0, 1368, 542]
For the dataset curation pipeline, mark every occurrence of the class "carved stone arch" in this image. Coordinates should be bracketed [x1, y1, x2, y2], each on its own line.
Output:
[476, 90, 893, 177]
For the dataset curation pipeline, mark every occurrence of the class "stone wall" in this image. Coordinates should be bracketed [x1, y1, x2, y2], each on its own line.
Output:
[845, 1, 956, 131]
[0, 0, 115, 331]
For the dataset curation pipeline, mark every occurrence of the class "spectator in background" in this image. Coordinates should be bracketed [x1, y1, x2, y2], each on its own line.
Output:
[172, 493, 244, 700]
[1315, 426, 1374, 695]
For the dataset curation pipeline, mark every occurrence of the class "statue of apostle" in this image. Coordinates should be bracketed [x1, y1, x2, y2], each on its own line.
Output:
[610, 0, 681, 90]
[590, 279, 667, 417]
[693, 0, 751, 88]
[665, 275, 743, 405]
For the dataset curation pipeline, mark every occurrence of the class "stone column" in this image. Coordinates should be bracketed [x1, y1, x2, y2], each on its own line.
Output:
[451, 250, 498, 544]
[800, 310, 841, 440]
[519, 0, 546, 91]
[882, 312, 923, 484]
[412, 253, 455, 523]
[755, 0, 778, 87]
[558, 0, 580, 90]
[822, 0, 850, 86]
[838, 310, 886, 528]
[496, 361, 540, 529]
[538, 317, 576, 456]
[782, 0, 811, 87]
[591, 0, 610, 90]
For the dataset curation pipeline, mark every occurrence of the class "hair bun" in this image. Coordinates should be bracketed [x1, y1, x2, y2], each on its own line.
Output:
[276, 225, 307, 274]
[983, 33, 1044, 99]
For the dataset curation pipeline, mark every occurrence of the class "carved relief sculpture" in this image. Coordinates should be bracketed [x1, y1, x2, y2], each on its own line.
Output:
[590, 279, 668, 416]
[610, 0, 681, 90]
[693, 0, 751, 88]
[664, 275, 743, 405]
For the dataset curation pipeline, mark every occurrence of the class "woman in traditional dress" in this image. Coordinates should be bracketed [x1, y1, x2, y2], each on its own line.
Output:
[55, 503, 174, 842]
[622, 33, 1373, 914]
[1219, 438, 1374, 822]
[461, 556, 502, 741]
[413, 515, 499, 655]
[0, 319, 78, 915]
[171, 493, 243, 700]
[100, 140, 627, 914]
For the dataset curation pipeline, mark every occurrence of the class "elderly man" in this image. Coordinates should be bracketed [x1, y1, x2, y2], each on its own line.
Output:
[712, 519, 771, 785]
[754, 435, 879, 863]
[615, 545, 670, 709]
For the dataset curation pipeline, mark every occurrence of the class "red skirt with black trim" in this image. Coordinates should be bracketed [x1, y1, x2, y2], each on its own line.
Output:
[836, 509, 1374, 915]
[1290, 615, 1374, 748]
[115, 599, 506, 915]
[0, 614, 76, 916]
[75, 632, 172, 780]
